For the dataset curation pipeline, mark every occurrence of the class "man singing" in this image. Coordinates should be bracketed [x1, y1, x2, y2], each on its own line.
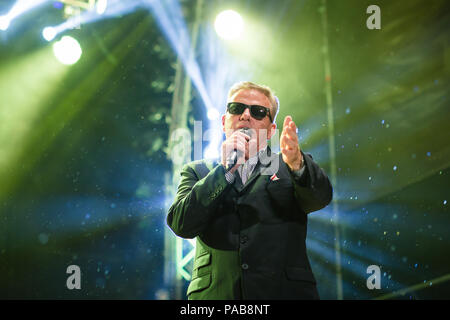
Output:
[167, 81, 333, 299]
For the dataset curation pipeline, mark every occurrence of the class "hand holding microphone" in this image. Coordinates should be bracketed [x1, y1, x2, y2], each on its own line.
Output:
[222, 128, 251, 172]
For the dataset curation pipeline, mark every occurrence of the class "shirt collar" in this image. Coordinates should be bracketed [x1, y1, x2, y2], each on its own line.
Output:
[247, 147, 268, 167]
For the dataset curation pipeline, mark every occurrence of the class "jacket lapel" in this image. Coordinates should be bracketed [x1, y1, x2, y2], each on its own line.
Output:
[233, 147, 278, 193]
[233, 169, 244, 192]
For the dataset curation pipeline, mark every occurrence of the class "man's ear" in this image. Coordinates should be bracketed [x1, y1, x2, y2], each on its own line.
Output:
[221, 114, 226, 133]
[267, 123, 277, 139]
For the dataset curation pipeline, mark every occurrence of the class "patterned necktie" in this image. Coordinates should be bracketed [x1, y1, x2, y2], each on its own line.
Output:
[241, 161, 249, 184]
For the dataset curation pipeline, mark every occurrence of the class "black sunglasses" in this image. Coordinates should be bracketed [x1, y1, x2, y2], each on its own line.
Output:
[227, 102, 273, 122]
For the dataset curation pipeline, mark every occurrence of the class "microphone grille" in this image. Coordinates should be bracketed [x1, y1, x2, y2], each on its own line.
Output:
[241, 127, 250, 136]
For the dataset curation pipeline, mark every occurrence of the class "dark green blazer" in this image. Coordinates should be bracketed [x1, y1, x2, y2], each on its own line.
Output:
[167, 149, 332, 300]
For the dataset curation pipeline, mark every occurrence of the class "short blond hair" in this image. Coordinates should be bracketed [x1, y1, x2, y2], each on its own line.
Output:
[227, 81, 279, 123]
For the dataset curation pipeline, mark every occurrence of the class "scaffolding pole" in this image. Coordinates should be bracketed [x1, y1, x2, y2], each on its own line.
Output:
[164, 0, 204, 300]
[320, 0, 343, 300]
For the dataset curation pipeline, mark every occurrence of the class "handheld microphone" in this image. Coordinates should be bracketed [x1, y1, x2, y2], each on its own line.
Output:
[226, 127, 250, 171]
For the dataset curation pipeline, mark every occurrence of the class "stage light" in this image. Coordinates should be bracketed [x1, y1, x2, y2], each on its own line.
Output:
[0, 0, 50, 31]
[0, 15, 10, 31]
[207, 108, 220, 120]
[96, 0, 108, 15]
[204, 145, 220, 159]
[52, 36, 82, 65]
[214, 10, 244, 40]
[42, 26, 56, 41]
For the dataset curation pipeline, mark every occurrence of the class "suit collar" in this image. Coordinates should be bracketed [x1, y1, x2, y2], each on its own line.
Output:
[232, 147, 279, 193]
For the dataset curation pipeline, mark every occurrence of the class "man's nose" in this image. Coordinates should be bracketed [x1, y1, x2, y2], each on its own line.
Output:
[239, 107, 251, 120]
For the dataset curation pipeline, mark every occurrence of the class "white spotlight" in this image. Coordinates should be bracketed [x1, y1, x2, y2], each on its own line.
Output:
[0, 15, 10, 31]
[53, 36, 82, 65]
[207, 108, 220, 120]
[42, 26, 57, 41]
[214, 10, 244, 40]
[96, 0, 108, 15]
[204, 147, 219, 159]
